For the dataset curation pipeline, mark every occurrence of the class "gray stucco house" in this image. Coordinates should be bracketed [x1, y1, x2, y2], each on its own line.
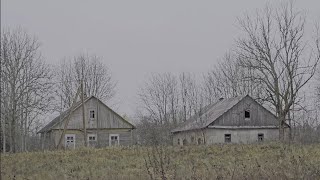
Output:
[38, 96, 135, 149]
[171, 95, 289, 145]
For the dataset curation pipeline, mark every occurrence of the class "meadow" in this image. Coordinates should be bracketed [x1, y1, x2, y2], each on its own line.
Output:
[1, 143, 320, 180]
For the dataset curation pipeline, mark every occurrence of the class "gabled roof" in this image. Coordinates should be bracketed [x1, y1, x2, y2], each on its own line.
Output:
[171, 95, 249, 133]
[37, 96, 134, 134]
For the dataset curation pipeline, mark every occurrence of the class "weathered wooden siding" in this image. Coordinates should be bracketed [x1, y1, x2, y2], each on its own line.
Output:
[40, 96, 134, 149]
[211, 96, 278, 126]
[51, 97, 133, 130]
[96, 100, 133, 129]
[96, 129, 132, 147]
[172, 96, 285, 145]
[50, 129, 132, 148]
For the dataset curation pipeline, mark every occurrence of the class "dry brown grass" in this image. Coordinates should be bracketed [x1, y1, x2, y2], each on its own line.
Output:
[1, 143, 320, 180]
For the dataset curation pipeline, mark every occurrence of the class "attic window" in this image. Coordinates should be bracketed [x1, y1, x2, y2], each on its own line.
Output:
[245, 110, 250, 119]
[89, 110, 95, 119]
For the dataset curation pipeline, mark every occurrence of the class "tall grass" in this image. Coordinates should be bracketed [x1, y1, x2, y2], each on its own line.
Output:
[1, 143, 320, 180]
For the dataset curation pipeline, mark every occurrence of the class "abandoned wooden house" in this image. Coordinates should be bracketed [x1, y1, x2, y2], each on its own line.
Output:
[172, 95, 289, 145]
[37, 96, 135, 149]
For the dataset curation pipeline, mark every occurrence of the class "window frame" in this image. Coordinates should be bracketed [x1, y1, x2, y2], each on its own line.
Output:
[182, 139, 188, 146]
[89, 110, 95, 119]
[109, 134, 120, 146]
[258, 133, 264, 142]
[65, 134, 76, 149]
[224, 134, 231, 143]
[244, 109, 250, 120]
[87, 134, 97, 142]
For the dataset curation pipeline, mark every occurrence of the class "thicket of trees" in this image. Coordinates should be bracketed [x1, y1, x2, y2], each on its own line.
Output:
[0, 29, 54, 153]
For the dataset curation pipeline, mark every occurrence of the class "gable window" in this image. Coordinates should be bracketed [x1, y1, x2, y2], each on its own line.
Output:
[224, 134, 231, 143]
[65, 134, 75, 149]
[88, 134, 97, 142]
[109, 134, 119, 146]
[258, 133, 264, 142]
[245, 110, 250, 120]
[89, 110, 95, 119]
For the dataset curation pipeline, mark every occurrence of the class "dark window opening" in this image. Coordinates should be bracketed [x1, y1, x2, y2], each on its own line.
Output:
[245, 110, 250, 118]
[183, 139, 188, 146]
[88, 135, 96, 141]
[110, 134, 119, 146]
[198, 138, 202, 145]
[90, 110, 95, 119]
[225, 134, 231, 143]
[177, 139, 180, 145]
[111, 136, 118, 140]
[258, 133, 264, 142]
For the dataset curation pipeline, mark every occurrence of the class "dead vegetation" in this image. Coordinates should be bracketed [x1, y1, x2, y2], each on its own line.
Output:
[1, 143, 320, 180]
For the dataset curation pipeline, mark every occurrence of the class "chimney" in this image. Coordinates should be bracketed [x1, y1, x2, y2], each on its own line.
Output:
[219, 97, 224, 101]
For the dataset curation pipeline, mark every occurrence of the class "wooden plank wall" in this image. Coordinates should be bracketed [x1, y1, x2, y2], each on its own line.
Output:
[211, 96, 278, 126]
[52, 97, 132, 130]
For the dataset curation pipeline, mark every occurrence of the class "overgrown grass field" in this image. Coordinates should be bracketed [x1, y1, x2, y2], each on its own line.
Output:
[1, 143, 320, 180]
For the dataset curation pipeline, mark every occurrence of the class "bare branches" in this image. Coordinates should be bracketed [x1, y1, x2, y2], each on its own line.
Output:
[54, 53, 116, 110]
[236, 1, 320, 140]
[138, 73, 178, 125]
[1, 28, 54, 152]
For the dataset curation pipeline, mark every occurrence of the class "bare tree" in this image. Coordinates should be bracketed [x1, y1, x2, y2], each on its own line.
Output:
[236, 2, 320, 140]
[1, 28, 54, 153]
[54, 54, 116, 110]
[138, 73, 178, 125]
[203, 52, 266, 105]
[179, 72, 204, 122]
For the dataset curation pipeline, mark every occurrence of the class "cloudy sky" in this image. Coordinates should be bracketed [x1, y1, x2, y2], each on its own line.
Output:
[2, 0, 320, 117]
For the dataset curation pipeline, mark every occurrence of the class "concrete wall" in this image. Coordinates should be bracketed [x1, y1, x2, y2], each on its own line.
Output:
[172, 128, 280, 145]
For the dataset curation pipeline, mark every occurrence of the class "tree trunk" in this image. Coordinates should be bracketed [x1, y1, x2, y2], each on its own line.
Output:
[288, 111, 292, 142]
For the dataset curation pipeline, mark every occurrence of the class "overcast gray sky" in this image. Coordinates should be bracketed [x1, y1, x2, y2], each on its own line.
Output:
[2, 0, 320, 117]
